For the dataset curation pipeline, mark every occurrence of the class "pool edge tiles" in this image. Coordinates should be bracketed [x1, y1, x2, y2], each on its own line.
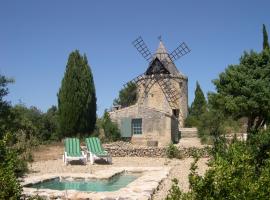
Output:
[22, 167, 170, 200]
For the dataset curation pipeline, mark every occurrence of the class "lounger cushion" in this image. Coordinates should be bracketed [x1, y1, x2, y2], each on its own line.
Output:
[86, 137, 108, 156]
[65, 138, 82, 157]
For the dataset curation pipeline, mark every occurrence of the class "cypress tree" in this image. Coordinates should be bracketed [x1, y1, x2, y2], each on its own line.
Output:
[58, 50, 96, 137]
[263, 24, 269, 50]
[189, 81, 207, 117]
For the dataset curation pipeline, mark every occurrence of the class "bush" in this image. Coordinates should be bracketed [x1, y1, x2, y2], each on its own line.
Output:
[187, 130, 270, 199]
[193, 109, 241, 145]
[13, 131, 39, 175]
[166, 178, 193, 200]
[101, 111, 121, 142]
[166, 144, 182, 159]
[166, 179, 183, 200]
[0, 137, 22, 199]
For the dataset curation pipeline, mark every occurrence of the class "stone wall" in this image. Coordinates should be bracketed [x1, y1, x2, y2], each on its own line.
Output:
[137, 76, 188, 128]
[109, 105, 176, 146]
[103, 141, 210, 158]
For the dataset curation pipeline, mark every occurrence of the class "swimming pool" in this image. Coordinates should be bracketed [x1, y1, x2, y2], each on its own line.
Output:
[25, 173, 140, 192]
[23, 167, 170, 199]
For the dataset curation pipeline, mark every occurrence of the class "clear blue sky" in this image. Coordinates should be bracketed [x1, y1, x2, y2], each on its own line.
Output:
[0, 1, 269, 116]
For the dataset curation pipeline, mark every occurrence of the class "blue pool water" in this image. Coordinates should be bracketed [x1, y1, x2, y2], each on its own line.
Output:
[26, 173, 139, 192]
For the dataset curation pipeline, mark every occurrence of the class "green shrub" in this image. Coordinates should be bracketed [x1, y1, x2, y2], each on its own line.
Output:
[5, 130, 38, 176]
[166, 179, 183, 200]
[101, 111, 121, 142]
[187, 130, 270, 200]
[0, 137, 22, 199]
[166, 144, 182, 159]
[166, 178, 193, 200]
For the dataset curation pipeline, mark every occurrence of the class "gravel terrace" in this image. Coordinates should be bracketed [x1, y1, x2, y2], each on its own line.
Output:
[28, 140, 209, 199]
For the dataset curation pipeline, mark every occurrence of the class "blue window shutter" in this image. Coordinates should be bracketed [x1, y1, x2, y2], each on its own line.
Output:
[120, 118, 132, 137]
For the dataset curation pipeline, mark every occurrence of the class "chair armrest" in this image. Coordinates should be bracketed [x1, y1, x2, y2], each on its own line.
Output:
[81, 151, 86, 156]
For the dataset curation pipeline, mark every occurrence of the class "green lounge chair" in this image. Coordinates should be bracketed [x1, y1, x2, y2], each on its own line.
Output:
[63, 138, 87, 165]
[85, 137, 112, 164]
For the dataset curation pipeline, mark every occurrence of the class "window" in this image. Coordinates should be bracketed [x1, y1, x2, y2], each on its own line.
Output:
[173, 109, 179, 118]
[132, 118, 142, 135]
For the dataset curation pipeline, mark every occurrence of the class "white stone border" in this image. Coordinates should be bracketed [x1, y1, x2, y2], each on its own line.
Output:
[22, 167, 170, 200]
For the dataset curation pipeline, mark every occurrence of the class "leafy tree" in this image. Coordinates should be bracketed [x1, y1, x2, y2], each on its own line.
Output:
[209, 50, 270, 133]
[263, 24, 269, 50]
[10, 105, 42, 139]
[113, 82, 137, 107]
[58, 50, 97, 137]
[42, 106, 59, 140]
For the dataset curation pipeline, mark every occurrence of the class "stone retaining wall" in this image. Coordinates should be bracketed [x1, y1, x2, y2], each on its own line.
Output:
[103, 142, 210, 158]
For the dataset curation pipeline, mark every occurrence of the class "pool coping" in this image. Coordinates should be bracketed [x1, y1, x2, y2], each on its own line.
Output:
[22, 167, 170, 200]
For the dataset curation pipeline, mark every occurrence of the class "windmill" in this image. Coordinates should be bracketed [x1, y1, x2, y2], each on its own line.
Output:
[124, 36, 190, 116]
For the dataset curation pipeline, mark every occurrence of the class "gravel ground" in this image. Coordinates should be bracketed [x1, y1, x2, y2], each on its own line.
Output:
[29, 139, 209, 199]
[27, 157, 208, 199]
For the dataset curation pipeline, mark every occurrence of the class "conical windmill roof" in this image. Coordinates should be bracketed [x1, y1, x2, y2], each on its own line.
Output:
[152, 41, 184, 77]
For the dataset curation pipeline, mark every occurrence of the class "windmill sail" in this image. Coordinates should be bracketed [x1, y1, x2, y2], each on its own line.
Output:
[132, 36, 153, 61]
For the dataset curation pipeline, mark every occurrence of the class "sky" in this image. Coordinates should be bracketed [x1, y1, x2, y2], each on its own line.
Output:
[0, 1, 270, 116]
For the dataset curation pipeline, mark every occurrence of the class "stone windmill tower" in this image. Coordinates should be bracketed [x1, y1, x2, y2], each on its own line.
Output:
[126, 36, 190, 127]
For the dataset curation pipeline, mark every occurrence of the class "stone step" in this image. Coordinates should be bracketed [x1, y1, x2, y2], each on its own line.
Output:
[131, 137, 147, 146]
[179, 127, 198, 138]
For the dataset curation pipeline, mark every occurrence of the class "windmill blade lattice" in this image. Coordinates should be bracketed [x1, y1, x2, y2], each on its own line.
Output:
[156, 76, 180, 109]
[132, 36, 153, 62]
[123, 73, 145, 88]
[169, 42, 191, 62]
[138, 77, 157, 104]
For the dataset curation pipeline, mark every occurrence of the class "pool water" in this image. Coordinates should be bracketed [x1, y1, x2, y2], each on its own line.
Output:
[26, 173, 139, 192]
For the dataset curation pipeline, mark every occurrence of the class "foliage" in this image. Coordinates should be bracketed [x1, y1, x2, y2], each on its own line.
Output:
[58, 50, 97, 137]
[187, 130, 270, 200]
[209, 49, 270, 133]
[0, 75, 13, 138]
[42, 106, 59, 141]
[0, 74, 60, 198]
[263, 24, 269, 50]
[185, 82, 207, 127]
[187, 107, 240, 144]
[189, 82, 207, 117]
[8, 104, 59, 142]
[167, 26, 270, 199]
[166, 143, 182, 159]
[113, 82, 137, 107]
[166, 179, 194, 200]
[166, 131, 270, 200]
[8, 130, 39, 176]
[101, 111, 121, 142]
[166, 179, 185, 200]
[0, 136, 22, 199]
